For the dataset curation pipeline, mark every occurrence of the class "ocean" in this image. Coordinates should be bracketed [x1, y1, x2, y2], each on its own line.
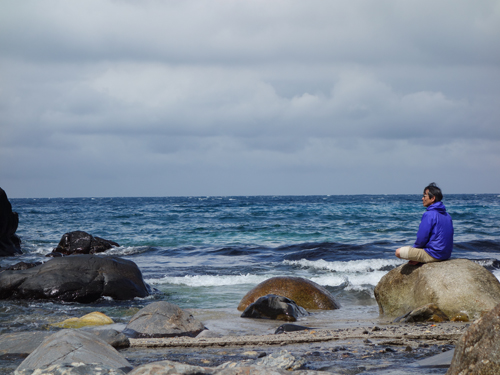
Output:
[2, 194, 500, 372]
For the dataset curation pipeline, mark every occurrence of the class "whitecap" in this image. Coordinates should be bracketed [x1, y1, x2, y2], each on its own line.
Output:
[283, 258, 404, 273]
[146, 273, 269, 287]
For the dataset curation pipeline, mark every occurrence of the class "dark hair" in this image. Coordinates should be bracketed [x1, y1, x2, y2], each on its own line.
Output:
[424, 182, 443, 202]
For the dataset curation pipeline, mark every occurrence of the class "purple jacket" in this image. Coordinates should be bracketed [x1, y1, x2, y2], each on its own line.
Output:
[414, 201, 454, 260]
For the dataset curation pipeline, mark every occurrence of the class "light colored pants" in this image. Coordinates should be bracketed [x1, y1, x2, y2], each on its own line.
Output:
[399, 246, 440, 263]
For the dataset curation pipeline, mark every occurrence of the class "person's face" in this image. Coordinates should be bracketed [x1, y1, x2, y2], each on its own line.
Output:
[422, 190, 435, 207]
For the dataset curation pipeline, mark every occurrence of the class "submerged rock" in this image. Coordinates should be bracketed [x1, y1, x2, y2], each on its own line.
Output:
[275, 324, 312, 334]
[241, 294, 309, 322]
[14, 330, 132, 374]
[51, 230, 119, 255]
[238, 276, 340, 311]
[374, 259, 500, 319]
[0, 187, 22, 256]
[448, 302, 500, 375]
[127, 360, 213, 375]
[0, 255, 150, 302]
[124, 301, 205, 338]
[217, 349, 309, 372]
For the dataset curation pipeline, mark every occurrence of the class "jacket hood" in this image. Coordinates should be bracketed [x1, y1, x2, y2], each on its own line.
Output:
[427, 201, 447, 214]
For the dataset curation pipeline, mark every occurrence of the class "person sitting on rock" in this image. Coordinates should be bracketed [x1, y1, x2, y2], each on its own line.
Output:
[395, 182, 454, 265]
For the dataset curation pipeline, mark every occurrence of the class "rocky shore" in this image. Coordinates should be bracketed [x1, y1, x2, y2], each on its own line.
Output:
[121, 322, 467, 374]
[1, 318, 469, 374]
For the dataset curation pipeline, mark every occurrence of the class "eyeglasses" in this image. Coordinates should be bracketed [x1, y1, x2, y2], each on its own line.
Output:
[422, 194, 429, 198]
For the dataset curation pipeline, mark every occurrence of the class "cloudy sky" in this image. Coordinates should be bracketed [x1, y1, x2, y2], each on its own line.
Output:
[1, 0, 499, 198]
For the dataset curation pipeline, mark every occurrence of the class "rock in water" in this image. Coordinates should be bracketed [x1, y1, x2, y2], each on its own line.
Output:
[241, 294, 309, 321]
[394, 303, 449, 323]
[128, 360, 213, 375]
[0, 332, 52, 358]
[275, 324, 312, 334]
[52, 230, 119, 255]
[447, 302, 500, 375]
[124, 301, 205, 338]
[237, 276, 340, 311]
[0, 255, 150, 302]
[51, 311, 114, 329]
[14, 330, 132, 374]
[0, 187, 22, 256]
[374, 259, 500, 319]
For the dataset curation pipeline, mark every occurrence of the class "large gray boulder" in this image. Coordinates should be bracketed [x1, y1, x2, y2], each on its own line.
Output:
[447, 302, 500, 375]
[237, 277, 340, 311]
[0, 255, 150, 302]
[14, 330, 132, 374]
[124, 301, 205, 338]
[0, 332, 52, 358]
[374, 259, 500, 319]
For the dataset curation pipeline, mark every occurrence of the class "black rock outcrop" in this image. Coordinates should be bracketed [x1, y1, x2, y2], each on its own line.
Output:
[0, 255, 150, 302]
[0, 188, 22, 256]
[51, 231, 119, 255]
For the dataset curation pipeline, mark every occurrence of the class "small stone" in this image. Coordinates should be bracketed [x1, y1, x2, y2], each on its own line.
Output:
[405, 346, 413, 352]
[372, 326, 381, 331]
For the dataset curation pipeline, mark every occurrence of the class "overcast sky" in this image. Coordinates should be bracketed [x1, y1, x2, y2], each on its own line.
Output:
[1, 0, 499, 198]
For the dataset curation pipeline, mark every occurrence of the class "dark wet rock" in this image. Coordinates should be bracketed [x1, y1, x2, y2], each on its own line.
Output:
[237, 276, 340, 311]
[275, 323, 312, 334]
[0, 188, 22, 256]
[374, 259, 500, 319]
[0, 255, 150, 302]
[52, 230, 119, 255]
[447, 302, 500, 375]
[14, 330, 132, 374]
[241, 294, 309, 322]
[0, 261, 41, 272]
[394, 303, 450, 323]
[0, 332, 52, 359]
[15, 363, 127, 375]
[123, 301, 205, 338]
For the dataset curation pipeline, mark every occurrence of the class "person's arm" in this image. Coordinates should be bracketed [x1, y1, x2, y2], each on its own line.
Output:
[414, 212, 433, 248]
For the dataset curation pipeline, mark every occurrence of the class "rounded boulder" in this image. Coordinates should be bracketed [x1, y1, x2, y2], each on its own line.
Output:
[237, 276, 340, 311]
[374, 258, 500, 319]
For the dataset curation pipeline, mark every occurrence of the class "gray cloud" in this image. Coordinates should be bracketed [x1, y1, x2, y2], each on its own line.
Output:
[1, 0, 499, 197]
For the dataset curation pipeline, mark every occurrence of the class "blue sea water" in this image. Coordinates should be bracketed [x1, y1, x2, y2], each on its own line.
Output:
[1, 195, 500, 372]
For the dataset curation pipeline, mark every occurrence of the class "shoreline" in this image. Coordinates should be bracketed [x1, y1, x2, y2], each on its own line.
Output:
[130, 323, 467, 348]
[121, 322, 469, 374]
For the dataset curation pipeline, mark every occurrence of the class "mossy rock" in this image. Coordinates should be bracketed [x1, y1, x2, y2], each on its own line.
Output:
[237, 276, 340, 311]
[51, 311, 114, 329]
